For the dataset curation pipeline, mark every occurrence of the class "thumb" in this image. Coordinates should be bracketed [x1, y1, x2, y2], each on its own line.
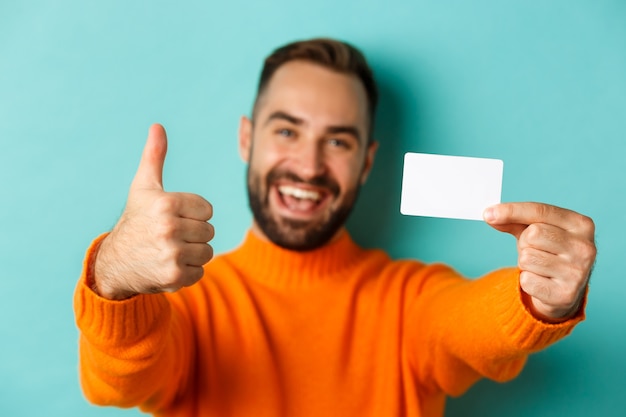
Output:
[483, 205, 527, 239]
[131, 124, 168, 191]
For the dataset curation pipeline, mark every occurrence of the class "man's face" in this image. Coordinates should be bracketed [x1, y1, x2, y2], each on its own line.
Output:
[239, 60, 378, 251]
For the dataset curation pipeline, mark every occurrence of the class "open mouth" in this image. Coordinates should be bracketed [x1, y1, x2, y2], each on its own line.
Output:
[274, 183, 331, 217]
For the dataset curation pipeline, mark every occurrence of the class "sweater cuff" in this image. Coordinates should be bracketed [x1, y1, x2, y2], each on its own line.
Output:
[74, 234, 171, 344]
[493, 268, 585, 352]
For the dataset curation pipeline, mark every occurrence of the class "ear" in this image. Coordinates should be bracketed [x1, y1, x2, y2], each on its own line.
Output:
[359, 140, 379, 185]
[238, 116, 253, 162]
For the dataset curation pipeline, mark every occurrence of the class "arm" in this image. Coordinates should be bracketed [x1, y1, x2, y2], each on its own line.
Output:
[74, 236, 195, 410]
[407, 202, 595, 396]
[74, 125, 214, 410]
[407, 265, 584, 397]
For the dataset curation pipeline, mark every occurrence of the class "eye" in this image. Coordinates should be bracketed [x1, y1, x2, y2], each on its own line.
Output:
[328, 138, 351, 149]
[276, 128, 294, 138]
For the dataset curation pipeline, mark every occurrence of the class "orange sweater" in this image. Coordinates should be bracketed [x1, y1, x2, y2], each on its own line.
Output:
[74, 231, 583, 417]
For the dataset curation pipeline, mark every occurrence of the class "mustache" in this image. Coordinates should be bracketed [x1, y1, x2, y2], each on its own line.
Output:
[266, 169, 340, 196]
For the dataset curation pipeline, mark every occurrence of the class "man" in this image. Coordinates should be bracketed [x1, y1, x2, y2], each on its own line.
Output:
[74, 38, 596, 416]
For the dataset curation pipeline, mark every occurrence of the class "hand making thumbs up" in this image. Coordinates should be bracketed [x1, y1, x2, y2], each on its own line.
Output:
[93, 124, 215, 300]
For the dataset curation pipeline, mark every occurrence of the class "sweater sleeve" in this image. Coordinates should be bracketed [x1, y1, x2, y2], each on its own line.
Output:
[73, 234, 195, 412]
[405, 265, 585, 397]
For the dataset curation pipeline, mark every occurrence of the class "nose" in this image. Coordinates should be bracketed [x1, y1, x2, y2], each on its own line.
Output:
[292, 140, 327, 180]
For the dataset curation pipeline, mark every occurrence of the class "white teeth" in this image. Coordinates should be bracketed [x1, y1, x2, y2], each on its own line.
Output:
[278, 185, 321, 201]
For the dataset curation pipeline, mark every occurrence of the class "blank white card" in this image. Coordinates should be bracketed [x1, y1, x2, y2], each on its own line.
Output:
[400, 152, 503, 221]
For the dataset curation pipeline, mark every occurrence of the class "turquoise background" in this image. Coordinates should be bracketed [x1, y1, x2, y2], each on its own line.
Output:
[1, 1, 624, 416]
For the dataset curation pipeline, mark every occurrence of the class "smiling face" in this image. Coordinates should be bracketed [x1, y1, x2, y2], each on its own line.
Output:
[239, 60, 378, 251]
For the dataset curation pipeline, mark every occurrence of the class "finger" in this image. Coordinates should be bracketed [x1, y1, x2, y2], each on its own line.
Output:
[485, 222, 527, 240]
[158, 265, 205, 292]
[518, 223, 569, 256]
[131, 124, 168, 191]
[518, 247, 569, 279]
[519, 270, 583, 316]
[180, 242, 214, 267]
[176, 218, 215, 243]
[180, 265, 206, 287]
[152, 193, 213, 220]
[484, 202, 594, 235]
[170, 192, 214, 221]
[519, 270, 554, 304]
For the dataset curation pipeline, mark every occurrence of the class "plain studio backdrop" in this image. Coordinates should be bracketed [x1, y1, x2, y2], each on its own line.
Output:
[1, 1, 624, 416]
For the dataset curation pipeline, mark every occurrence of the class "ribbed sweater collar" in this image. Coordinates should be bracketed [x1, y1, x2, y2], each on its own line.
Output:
[227, 230, 366, 286]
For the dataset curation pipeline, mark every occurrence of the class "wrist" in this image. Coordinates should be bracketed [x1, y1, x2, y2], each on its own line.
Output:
[91, 235, 137, 301]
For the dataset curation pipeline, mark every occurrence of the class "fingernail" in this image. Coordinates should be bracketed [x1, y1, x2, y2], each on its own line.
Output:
[483, 207, 496, 222]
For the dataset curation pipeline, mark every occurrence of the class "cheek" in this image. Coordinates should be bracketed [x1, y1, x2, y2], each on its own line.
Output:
[249, 144, 283, 175]
[330, 160, 363, 191]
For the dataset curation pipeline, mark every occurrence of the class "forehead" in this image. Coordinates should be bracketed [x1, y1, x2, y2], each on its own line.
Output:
[255, 61, 369, 137]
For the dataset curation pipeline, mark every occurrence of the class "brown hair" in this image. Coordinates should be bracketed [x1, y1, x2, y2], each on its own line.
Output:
[253, 38, 378, 139]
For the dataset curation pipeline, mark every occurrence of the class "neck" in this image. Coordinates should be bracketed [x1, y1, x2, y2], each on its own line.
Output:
[230, 227, 364, 287]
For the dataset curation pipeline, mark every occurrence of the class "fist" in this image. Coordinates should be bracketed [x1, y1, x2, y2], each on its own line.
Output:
[94, 124, 215, 300]
[485, 202, 596, 322]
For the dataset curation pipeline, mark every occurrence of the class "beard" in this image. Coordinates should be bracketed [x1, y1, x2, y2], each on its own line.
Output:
[247, 165, 361, 251]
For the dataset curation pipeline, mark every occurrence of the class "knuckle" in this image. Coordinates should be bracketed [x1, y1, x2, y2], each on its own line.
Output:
[532, 204, 544, 219]
[572, 239, 597, 267]
[154, 217, 178, 240]
[162, 245, 184, 270]
[562, 257, 590, 283]
[524, 224, 542, 243]
[520, 272, 551, 300]
[173, 245, 187, 265]
[578, 214, 596, 236]
[518, 270, 531, 288]
[499, 203, 515, 219]
[561, 284, 579, 304]
[518, 250, 531, 269]
[518, 249, 544, 269]
[553, 285, 578, 309]
[534, 283, 552, 301]
[581, 239, 597, 262]
[164, 263, 186, 285]
[533, 203, 550, 220]
[153, 194, 179, 214]
[571, 263, 592, 285]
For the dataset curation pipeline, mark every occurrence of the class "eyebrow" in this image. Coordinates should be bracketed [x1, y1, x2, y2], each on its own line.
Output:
[265, 111, 303, 126]
[326, 126, 361, 143]
[264, 110, 362, 144]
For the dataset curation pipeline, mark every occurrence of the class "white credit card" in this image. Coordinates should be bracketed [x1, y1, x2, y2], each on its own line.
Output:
[400, 152, 503, 221]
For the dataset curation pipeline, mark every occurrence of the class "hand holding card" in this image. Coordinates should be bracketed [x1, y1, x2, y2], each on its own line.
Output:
[400, 153, 503, 221]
